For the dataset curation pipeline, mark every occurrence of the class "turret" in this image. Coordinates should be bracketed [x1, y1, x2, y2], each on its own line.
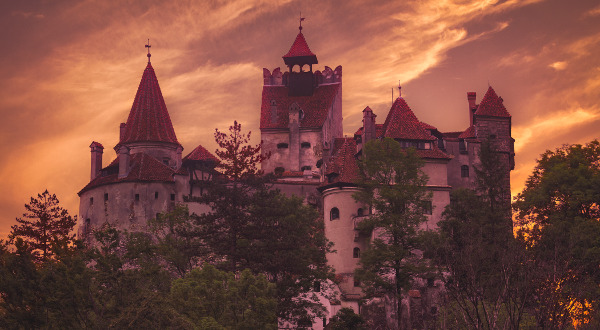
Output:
[282, 24, 318, 96]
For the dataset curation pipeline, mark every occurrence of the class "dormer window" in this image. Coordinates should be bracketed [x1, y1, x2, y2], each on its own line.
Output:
[162, 158, 170, 166]
[299, 109, 305, 120]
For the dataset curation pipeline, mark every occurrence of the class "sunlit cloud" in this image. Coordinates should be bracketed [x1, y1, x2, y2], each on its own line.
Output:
[513, 107, 600, 153]
[549, 61, 567, 70]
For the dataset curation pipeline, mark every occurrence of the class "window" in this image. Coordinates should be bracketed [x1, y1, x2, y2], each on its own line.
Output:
[301, 165, 311, 171]
[84, 218, 91, 235]
[170, 194, 175, 201]
[135, 194, 139, 201]
[423, 201, 432, 215]
[299, 109, 304, 120]
[353, 247, 360, 258]
[277, 143, 288, 149]
[155, 191, 159, 199]
[461, 165, 469, 178]
[301, 142, 311, 148]
[459, 140, 467, 153]
[357, 208, 364, 217]
[162, 158, 170, 166]
[330, 207, 340, 220]
[354, 278, 361, 287]
[314, 281, 321, 292]
[490, 134, 497, 139]
[438, 138, 445, 149]
[104, 193, 108, 201]
[89, 197, 93, 206]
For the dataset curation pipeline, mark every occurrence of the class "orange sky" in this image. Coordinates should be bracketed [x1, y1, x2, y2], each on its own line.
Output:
[1, 0, 600, 238]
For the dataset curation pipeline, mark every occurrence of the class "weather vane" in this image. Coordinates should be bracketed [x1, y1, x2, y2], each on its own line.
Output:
[299, 12, 305, 31]
[145, 39, 151, 63]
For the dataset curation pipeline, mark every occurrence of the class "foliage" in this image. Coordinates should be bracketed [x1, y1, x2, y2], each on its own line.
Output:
[148, 204, 206, 276]
[195, 121, 333, 325]
[514, 140, 600, 327]
[214, 120, 269, 181]
[8, 190, 77, 261]
[430, 141, 532, 329]
[171, 264, 278, 329]
[353, 138, 432, 328]
[326, 307, 366, 330]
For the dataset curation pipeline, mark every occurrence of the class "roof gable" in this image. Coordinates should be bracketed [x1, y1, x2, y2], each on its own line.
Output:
[120, 63, 180, 145]
[382, 98, 435, 140]
[260, 84, 340, 129]
[475, 86, 511, 117]
[183, 144, 219, 163]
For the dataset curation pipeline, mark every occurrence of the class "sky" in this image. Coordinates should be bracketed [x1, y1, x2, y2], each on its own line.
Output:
[1, 0, 600, 238]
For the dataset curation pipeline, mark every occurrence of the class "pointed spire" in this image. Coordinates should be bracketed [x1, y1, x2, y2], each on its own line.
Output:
[475, 86, 511, 117]
[282, 20, 318, 66]
[118, 62, 180, 146]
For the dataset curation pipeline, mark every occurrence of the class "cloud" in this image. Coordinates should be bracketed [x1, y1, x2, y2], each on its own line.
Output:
[11, 11, 45, 19]
[513, 107, 600, 153]
[549, 61, 567, 70]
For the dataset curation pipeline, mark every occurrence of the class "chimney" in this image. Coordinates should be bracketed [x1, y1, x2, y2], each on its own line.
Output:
[90, 142, 104, 180]
[467, 92, 477, 126]
[120, 123, 127, 142]
[117, 146, 130, 179]
[362, 107, 377, 144]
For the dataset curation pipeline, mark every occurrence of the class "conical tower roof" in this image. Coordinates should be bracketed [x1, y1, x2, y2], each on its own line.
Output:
[119, 63, 180, 146]
[283, 30, 318, 66]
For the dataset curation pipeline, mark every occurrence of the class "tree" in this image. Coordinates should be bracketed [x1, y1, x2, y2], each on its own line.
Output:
[353, 138, 432, 329]
[194, 121, 333, 325]
[170, 264, 278, 329]
[326, 307, 366, 330]
[428, 140, 535, 329]
[9, 190, 77, 261]
[513, 140, 600, 327]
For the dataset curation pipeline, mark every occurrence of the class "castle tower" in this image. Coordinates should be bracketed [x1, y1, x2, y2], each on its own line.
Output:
[260, 23, 343, 182]
[473, 86, 515, 208]
[78, 49, 217, 238]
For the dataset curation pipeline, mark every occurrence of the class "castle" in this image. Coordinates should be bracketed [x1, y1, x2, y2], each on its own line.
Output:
[78, 25, 514, 327]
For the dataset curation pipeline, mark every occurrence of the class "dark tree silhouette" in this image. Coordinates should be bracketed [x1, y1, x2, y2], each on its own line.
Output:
[9, 190, 77, 261]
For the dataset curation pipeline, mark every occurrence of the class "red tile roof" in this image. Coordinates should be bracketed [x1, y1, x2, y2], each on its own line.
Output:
[458, 125, 476, 139]
[382, 98, 435, 140]
[183, 144, 219, 163]
[475, 86, 511, 117]
[90, 141, 104, 149]
[326, 138, 360, 184]
[420, 122, 437, 130]
[415, 147, 453, 160]
[119, 63, 180, 146]
[79, 152, 182, 194]
[260, 84, 340, 129]
[283, 32, 318, 65]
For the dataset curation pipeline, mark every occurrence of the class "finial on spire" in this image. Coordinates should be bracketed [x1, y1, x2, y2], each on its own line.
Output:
[145, 39, 152, 63]
[299, 12, 305, 31]
[398, 80, 402, 97]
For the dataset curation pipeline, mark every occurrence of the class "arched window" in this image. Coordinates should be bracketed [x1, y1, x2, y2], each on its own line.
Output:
[461, 165, 469, 178]
[353, 247, 360, 258]
[330, 207, 339, 220]
[357, 208, 364, 217]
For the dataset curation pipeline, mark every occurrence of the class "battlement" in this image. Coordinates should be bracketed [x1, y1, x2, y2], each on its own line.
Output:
[263, 65, 342, 86]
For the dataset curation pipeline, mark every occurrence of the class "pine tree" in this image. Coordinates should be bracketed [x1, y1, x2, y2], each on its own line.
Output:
[9, 190, 77, 261]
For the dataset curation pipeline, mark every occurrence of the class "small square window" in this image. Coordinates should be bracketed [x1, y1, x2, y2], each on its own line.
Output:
[461, 165, 470, 178]
[89, 197, 93, 205]
[170, 194, 175, 201]
[135, 194, 140, 201]
[423, 201, 433, 215]
[104, 193, 108, 201]
[155, 191, 159, 199]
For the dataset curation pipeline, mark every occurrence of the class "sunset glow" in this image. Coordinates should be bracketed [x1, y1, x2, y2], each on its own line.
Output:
[1, 0, 600, 238]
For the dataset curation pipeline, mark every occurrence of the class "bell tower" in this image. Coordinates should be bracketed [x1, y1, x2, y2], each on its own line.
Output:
[282, 20, 318, 96]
